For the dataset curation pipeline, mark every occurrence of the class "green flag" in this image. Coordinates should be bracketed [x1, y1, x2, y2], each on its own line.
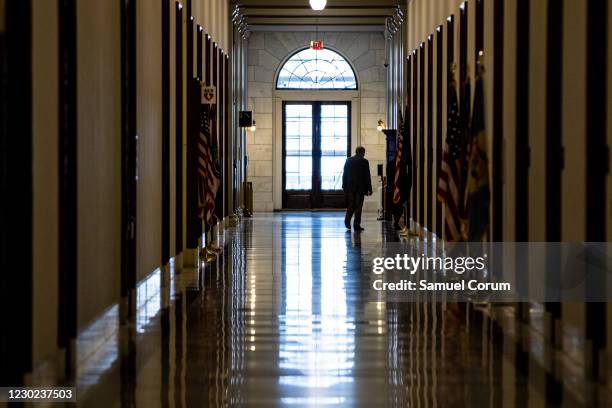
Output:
[464, 64, 490, 241]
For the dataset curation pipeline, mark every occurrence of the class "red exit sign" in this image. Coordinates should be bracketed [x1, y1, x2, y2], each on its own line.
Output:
[310, 40, 324, 50]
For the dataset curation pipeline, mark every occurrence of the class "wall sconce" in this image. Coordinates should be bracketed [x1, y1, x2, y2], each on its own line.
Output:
[249, 121, 257, 132]
[377, 120, 386, 132]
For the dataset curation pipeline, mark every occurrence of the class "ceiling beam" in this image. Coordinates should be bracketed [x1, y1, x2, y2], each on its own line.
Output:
[234, 0, 402, 8]
[241, 8, 395, 17]
[249, 24, 385, 32]
[246, 16, 387, 25]
[231, 0, 403, 33]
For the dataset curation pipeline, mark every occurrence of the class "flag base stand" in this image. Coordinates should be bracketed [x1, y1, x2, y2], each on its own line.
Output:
[398, 214, 420, 239]
[399, 227, 419, 238]
[200, 221, 222, 263]
[228, 214, 240, 227]
[200, 236, 220, 263]
[200, 246, 217, 263]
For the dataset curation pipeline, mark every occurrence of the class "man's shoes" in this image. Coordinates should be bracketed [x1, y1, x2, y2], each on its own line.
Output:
[354, 226, 364, 231]
[345, 222, 351, 230]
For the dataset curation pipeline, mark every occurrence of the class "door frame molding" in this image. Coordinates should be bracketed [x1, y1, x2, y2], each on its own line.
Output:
[273, 90, 360, 210]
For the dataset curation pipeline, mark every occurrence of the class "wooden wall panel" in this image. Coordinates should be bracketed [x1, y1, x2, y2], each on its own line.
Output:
[419, 43, 425, 228]
[169, 1, 176, 256]
[162, 0, 171, 265]
[491, 0, 503, 241]
[503, 0, 517, 242]
[426, 36, 433, 232]
[527, 0, 546, 243]
[175, 2, 184, 256]
[560, 0, 587, 375]
[32, 0, 59, 365]
[76, 0, 121, 327]
[435, 27, 443, 236]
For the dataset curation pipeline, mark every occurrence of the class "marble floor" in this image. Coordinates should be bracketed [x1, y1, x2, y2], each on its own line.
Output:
[74, 212, 607, 407]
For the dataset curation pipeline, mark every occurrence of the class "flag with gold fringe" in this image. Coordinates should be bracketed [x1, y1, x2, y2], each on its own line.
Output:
[393, 111, 405, 205]
[198, 104, 220, 225]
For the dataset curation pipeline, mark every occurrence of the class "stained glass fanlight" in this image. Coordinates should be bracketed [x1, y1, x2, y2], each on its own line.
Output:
[276, 48, 357, 90]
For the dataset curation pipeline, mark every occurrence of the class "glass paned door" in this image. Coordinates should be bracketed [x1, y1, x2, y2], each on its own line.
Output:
[284, 104, 313, 190]
[283, 101, 350, 209]
[320, 104, 349, 190]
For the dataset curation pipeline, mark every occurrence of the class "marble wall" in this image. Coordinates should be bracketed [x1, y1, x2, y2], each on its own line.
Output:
[246, 31, 387, 212]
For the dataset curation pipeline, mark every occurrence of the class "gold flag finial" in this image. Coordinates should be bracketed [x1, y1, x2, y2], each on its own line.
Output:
[476, 50, 485, 77]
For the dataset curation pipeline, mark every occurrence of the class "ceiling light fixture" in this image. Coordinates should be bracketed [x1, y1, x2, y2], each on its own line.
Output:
[309, 0, 327, 11]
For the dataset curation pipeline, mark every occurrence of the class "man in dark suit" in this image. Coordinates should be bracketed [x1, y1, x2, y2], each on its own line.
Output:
[342, 146, 373, 231]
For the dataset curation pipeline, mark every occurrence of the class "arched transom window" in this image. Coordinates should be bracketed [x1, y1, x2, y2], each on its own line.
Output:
[276, 48, 357, 90]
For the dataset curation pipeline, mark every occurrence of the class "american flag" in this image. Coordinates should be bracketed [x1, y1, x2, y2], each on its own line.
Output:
[437, 79, 464, 241]
[393, 111, 404, 205]
[198, 105, 220, 225]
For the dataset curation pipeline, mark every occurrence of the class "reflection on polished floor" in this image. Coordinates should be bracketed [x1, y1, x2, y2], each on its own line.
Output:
[76, 213, 606, 407]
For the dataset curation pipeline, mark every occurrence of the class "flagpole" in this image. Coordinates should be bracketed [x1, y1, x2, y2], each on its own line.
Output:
[210, 221, 222, 253]
[398, 203, 410, 238]
[202, 221, 215, 263]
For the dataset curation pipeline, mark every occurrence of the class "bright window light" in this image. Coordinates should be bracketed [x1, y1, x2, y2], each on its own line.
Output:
[309, 0, 327, 11]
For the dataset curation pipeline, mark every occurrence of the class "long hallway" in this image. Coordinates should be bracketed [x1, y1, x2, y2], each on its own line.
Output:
[75, 213, 590, 407]
[3, 0, 612, 405]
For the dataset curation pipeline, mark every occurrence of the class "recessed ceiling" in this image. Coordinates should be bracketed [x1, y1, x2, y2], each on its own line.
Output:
[232, 0, 404, 30]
